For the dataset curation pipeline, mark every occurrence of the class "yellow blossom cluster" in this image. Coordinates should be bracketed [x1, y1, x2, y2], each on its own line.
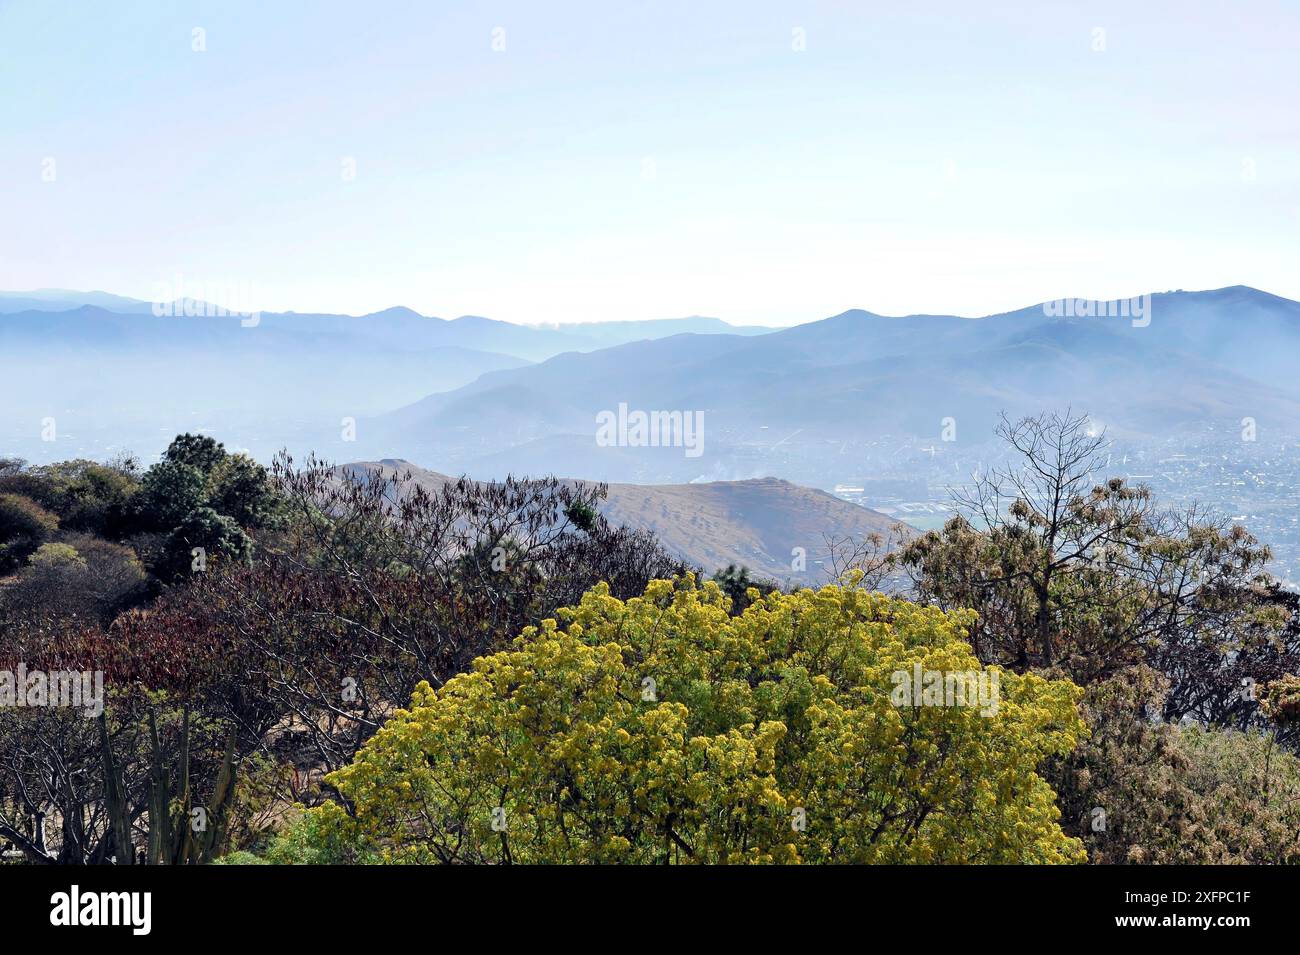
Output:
[305, 576, 1086, 864]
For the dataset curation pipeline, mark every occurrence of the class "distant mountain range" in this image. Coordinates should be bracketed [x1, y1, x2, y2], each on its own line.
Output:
[0, 291, 771, 463]
[340, 459, 903, 584]
[0, 290, 772, 360]
[5, 286, 1299, 489]
[365, 286, 1300, 483]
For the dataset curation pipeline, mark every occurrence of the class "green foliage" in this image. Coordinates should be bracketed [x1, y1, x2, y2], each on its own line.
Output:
[0, 436, 282, 609]
[563, 498, 600, 534]
[161, 507, 252, 581]
[1176, 722, 1300, 863]
[27, 541, 85, 569]
[0, 493, 59, 571]
[27, 459, 140, 536]
[211, 850, 268, 865]
[299, 576, 1086, 864]
[1050, 666, 1300, 864]
[138, 461, 209, 530]
[248, 809, 382, 865]
[162, 433, 226, 473]
[709, 563, 779, 614]
[128, 435, 281, 578]
[137, 434, 281, 535]
[208, 454, 283, 530]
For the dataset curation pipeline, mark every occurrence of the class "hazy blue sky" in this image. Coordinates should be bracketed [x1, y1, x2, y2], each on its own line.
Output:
[2, 0, 1297, 324]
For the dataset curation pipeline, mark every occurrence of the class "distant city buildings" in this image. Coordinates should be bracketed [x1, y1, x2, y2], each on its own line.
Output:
[830, 428, 1300, 589]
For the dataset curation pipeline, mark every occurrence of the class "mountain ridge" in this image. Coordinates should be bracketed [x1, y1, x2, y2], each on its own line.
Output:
[361, 286, 1300, 485]
[6, 285, 1298, 475]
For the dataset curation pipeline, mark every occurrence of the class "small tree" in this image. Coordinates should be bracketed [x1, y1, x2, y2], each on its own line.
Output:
[295, 577, 1086, 864]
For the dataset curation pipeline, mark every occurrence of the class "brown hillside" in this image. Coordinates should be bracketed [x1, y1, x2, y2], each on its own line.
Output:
[341, 460, 907, 584]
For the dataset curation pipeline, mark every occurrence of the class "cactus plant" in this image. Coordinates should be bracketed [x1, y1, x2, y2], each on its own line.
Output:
[99, 706, 239, 864]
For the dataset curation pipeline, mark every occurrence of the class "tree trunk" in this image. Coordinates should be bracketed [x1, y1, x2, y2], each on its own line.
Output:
[1036, 578, 1054, 667]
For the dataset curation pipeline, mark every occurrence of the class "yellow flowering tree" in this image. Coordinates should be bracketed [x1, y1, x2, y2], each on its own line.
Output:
[300, 577, 1086, 864]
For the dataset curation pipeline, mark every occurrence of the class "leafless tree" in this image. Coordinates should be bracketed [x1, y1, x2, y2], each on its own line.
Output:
[820, 523, 912, 593]
[905, 410, 1276, 685]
